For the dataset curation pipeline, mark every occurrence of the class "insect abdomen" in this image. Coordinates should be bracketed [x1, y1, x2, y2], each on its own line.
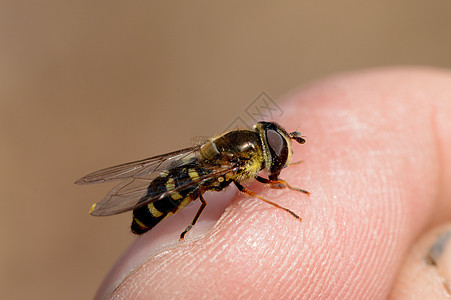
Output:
[131, 162, 207, 235]
[131, 193, 196, 234]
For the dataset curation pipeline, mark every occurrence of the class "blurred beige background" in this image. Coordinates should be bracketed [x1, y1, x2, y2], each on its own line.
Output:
[2, 1, 451, 299]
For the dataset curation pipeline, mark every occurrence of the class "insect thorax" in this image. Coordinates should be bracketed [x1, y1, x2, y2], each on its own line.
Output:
[200, 130, 265, 182]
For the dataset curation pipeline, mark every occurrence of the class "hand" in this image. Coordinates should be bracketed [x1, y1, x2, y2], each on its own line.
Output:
[95, 67, 451, 299]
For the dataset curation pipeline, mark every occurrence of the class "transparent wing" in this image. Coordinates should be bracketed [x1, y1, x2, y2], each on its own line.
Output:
[75, 146, 200, 185]
[190, 136, 210, 147]
[89, 163, 238, 216]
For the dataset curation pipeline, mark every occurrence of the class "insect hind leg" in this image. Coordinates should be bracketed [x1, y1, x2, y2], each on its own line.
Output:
[179, 192, 207, 241]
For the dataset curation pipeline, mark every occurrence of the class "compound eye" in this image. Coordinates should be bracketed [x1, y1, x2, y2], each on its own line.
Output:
[266, 129, 288, 175]
[266, 129, 286, 157]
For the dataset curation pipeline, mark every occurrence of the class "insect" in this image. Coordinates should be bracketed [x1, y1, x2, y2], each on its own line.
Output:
[75, 121, 309, 240]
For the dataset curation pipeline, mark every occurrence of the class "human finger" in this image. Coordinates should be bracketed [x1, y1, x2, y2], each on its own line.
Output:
[100, 67, 451, 299]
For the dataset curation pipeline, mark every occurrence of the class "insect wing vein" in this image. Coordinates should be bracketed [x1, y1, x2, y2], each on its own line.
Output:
[90, 164, 238, 216]
[75, 146, 200, 185]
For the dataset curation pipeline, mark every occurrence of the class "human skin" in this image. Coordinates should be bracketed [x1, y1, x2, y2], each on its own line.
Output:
[95, 68, 451, 299]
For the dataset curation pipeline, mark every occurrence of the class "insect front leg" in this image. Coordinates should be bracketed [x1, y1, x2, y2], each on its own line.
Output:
[256, 176, 310, 195]
[180, 193, 207, 241]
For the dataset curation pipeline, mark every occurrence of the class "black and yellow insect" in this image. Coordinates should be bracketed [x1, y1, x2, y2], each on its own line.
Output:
[75, 121, 308, 240]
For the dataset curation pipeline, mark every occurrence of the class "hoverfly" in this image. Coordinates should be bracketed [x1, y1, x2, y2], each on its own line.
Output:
[75, 121, 309, 240]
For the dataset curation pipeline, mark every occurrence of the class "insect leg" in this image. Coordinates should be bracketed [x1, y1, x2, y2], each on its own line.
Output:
[180, 192, 207, 241]
[255, 176, 310, 195]
[288, 160, 304, 166]
[234, 182, 302, 221]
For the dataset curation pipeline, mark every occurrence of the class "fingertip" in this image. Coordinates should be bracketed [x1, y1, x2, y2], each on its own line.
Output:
[94, 67, 451, 298]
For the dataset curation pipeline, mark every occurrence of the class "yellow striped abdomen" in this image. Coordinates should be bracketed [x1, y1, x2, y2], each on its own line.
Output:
[131, 163, 206, 235]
